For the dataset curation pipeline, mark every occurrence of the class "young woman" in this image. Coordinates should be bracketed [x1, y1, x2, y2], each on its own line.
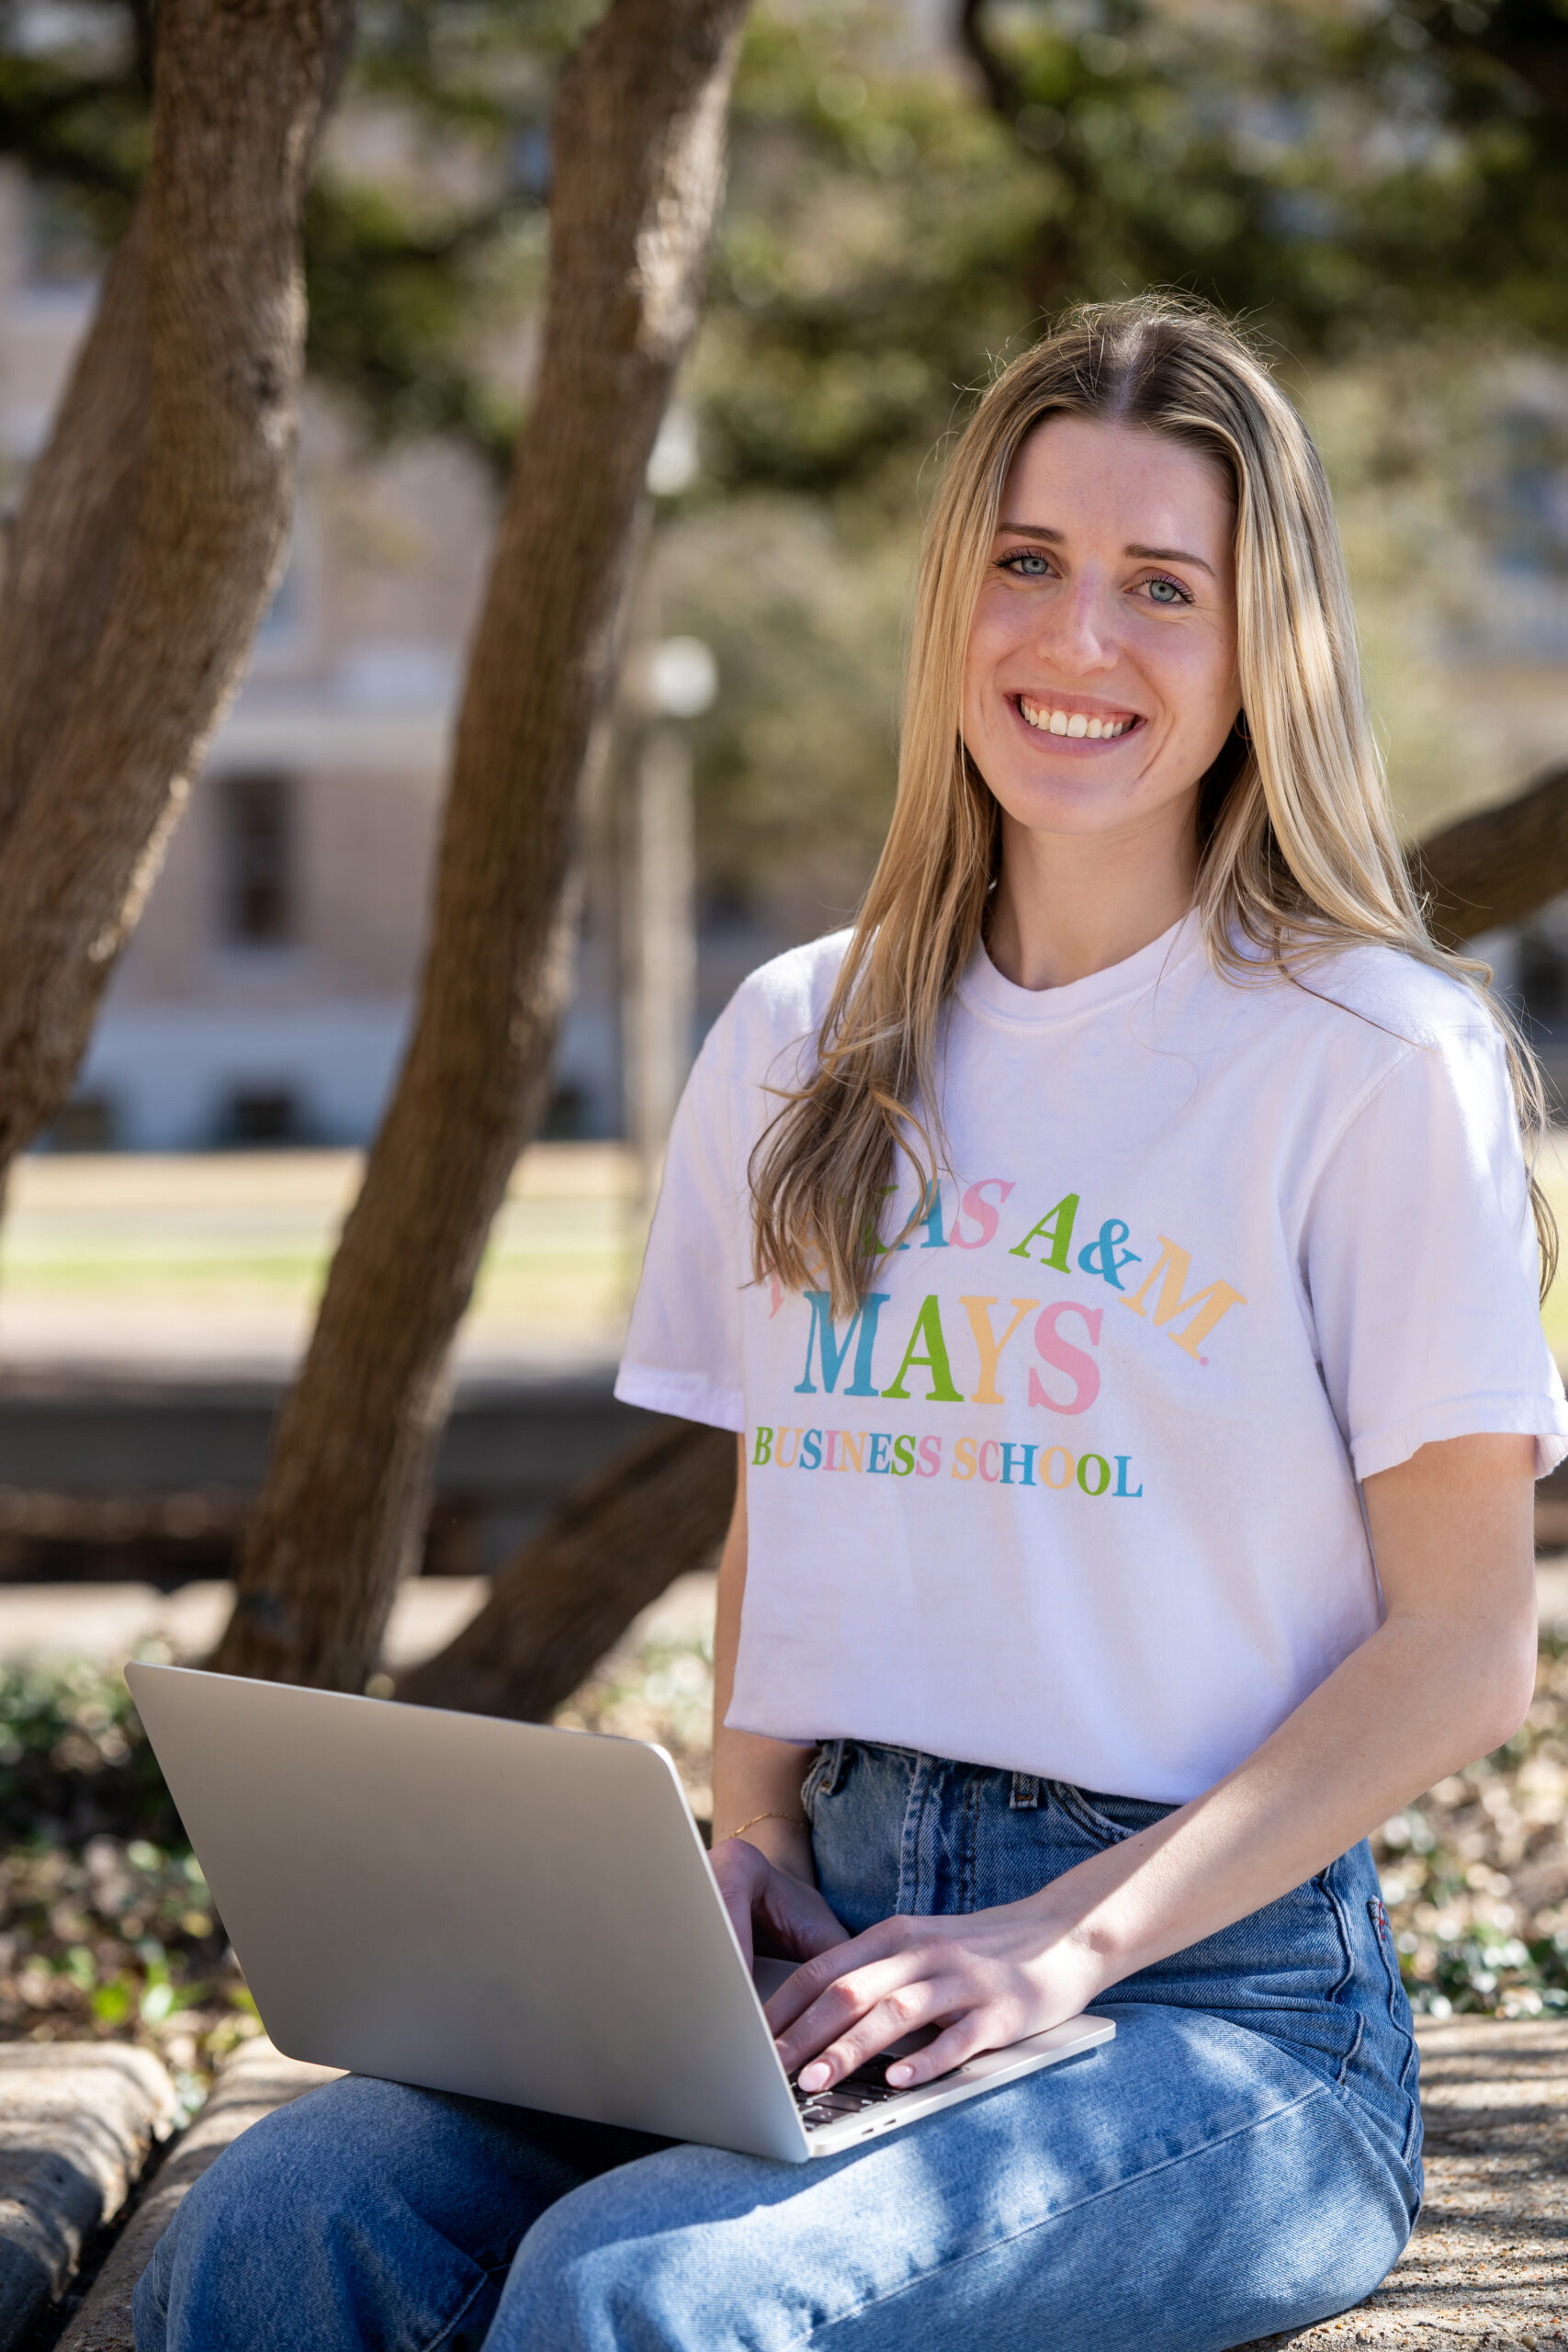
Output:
[138, 297, 1568, 2352]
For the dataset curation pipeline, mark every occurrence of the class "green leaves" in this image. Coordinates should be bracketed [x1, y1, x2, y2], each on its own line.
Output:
[1372, 1634, 1568, 2018]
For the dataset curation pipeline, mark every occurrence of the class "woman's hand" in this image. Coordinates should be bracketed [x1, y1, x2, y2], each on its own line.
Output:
[709, 1835, 847, 1973]
[763, 1897, 1106, 2091]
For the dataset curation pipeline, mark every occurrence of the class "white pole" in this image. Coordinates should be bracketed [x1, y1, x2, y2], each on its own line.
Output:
[626, 722, 695, 1201]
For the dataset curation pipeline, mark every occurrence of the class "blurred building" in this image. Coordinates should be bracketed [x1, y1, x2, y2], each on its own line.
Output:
[6, 158, 1568, 1144]
[0, 168, 761, 1152]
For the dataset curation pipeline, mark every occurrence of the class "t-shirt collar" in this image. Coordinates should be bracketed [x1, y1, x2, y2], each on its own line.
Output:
[956, 906, 1202, 1029]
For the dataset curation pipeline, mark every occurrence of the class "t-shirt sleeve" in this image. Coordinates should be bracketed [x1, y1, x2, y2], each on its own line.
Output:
[1304, 1022, 1568, 1482]
[614, 1014, 750, 1432]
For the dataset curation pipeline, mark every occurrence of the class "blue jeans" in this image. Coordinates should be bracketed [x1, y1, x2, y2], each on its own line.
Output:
[134, 1742, 1422, 2352]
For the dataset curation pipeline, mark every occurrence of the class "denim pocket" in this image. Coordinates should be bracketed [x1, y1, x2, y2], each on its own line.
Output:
[1052, 1781, 1174, 1846]
[800, 1738, 847, 1824]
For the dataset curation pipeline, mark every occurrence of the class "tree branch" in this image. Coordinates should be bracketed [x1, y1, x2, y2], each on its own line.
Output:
[1412, 760, 1568, 945]
[396, 1420, 738, 1719]
[1419, 0, 1568, 129]
[957, 0, 1021, 119]
[210, 0, 752, 1692]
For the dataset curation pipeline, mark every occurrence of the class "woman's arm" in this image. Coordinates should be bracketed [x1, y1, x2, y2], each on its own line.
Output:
[768, 1430, 1538, 2092]
[707, 1436, 846, 1967]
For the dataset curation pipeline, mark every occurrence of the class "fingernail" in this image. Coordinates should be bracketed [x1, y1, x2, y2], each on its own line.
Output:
[886, 2064, 912, 2086]
[799, 2062, 829, 2091]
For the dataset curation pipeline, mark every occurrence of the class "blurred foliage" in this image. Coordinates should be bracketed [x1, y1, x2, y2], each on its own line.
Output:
[1, 0, 1564, 478]
[0, 1646, 181, 1845]
[6, 1630, 1568, 2088]
[1371, 1634, 1568, 2018]
[1, 0, 1564, 913]
[651, 0, 1568, 904]
[557, 1618, 718, 1823]
[685, 0, 1568, 508]
[639, 494, 916, 930]
[0, 1619, 721, 2087]
[0, 1652, 257, 2109]
[0, 0, 570, 467]
[1298, 348, 1537, 831]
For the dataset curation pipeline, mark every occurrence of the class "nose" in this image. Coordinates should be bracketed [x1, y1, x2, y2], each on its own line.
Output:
[1035, 572, 1119, 674]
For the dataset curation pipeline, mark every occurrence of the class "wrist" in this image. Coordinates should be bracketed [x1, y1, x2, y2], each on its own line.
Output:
[719, 1814, 815, 1883]
[1021, 1875, 1145, 2004]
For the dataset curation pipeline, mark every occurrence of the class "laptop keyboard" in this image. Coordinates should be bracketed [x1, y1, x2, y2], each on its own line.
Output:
[793, 2054, 908, 2130]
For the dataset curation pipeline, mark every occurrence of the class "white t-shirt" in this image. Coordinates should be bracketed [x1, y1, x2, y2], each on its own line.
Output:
[615, 914, 1568, 1803]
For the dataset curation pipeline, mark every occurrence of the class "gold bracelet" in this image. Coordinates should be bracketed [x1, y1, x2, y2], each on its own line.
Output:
[723, 1809, 807, 1843]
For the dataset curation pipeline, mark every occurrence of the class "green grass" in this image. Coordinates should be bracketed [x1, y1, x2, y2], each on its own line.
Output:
[0, 1178, 647, 1344]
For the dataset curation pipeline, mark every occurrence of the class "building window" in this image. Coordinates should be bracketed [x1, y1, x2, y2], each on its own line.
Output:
[23, 184, 100, 290]
[46, 1092, 118, 1151]
[221, 772, 295, 945]
[215, 1087, 310, 1147]
[1494, 406, 1568, 579]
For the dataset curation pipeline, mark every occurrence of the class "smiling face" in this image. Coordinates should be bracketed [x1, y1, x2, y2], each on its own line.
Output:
[962, 414, 1242, 870]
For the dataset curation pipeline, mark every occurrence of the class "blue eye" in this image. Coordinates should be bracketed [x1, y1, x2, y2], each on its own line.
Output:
[1146, 577, 1189, 605]
[1000, 549, 1052, 578]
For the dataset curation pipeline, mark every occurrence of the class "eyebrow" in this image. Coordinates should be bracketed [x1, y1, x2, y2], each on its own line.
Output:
[996, 522, 1217, 581]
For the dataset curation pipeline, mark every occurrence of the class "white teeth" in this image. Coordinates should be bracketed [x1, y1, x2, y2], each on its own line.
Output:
[1019, 697, 1134, 740]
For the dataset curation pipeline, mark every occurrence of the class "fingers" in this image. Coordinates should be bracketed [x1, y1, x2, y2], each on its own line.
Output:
[799, 1976, 981, 2091]
[710, 1841, 846, 1973]
[762, 1880, 847, 1962]
[758, 1909, 1065, 2094]
[762, 1917, 915, 2036]
[884, 2011, 997, 2089]
[709, 1838, 765, 1967]
[776, 1955, 958, 2086]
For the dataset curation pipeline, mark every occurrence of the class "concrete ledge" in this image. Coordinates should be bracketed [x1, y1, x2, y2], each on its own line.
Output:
[0, 2043, 177, 2350]
[1245, 2018, 1568, 2347]
[54, 2037, 339, 2352]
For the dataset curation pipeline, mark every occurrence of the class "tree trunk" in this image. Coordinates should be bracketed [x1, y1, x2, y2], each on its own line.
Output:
[1415, 762, 1568, 945]
[396, 1419, 736, 1718]
[0, 0, 355, 1168]
[396, 754, 1568, 1725]
[209, 0, 751, 1692]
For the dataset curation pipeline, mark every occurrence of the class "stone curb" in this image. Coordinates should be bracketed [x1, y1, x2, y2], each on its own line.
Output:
[0, 2044, 177, 2351]
[53, 2038, 339, 2352]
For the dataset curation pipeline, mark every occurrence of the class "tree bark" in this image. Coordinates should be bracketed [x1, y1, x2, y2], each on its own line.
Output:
[210, 0, 751, 1691]
[0, 0, 355, 1168]
[396, 1419, 736, 1719]
[1414, 761, 1568, 945]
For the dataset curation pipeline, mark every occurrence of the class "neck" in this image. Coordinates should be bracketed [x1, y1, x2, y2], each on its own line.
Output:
[985, 807, 1200, 992]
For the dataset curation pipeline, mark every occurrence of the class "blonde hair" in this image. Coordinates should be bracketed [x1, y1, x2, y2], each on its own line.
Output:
[750, 294, 1555, 1311]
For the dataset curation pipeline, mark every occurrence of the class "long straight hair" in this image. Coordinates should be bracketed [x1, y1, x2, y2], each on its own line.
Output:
[750, 295, 1555, 1313]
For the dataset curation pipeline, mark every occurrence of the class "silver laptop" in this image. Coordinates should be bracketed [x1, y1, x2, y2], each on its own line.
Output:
[125, 1662, 1113, 2163]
